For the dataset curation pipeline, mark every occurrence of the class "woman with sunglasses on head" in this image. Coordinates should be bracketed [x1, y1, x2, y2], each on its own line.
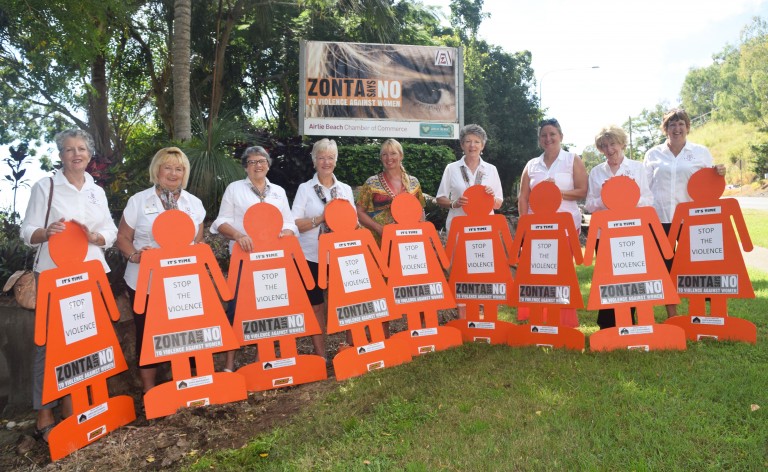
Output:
[517, 118, 588, 328]
[643, 108, 726, 318]
[211, 146, 298, 371]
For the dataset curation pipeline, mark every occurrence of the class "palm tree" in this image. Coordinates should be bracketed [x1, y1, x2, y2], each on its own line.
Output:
[173, 0, 192, 141]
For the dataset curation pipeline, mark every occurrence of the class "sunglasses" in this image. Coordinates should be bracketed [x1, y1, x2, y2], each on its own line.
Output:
[539, 118, 559, 127]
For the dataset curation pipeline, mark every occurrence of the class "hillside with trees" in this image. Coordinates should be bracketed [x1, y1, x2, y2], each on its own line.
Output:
[613, 16, 768, 184]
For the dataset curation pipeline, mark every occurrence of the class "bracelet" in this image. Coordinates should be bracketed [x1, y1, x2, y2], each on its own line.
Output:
[450, 199, 457, 209]
[311, 217, 317, 228]
[129, 251, 139, 263]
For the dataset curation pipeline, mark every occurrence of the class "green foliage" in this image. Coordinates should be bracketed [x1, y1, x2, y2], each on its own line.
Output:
[623, 103, 668, 160]
[688, 120, 766, 184]
[681, 16, 768, 127]
[181, 113, 250, 216]
[580, 145, 603, 173]
[2, 142, 31, 216]
[445, 34, 540, 195]
[0, 209, 35, 288]
[333, 142, 455, 194]
[752, 141, 768, 177]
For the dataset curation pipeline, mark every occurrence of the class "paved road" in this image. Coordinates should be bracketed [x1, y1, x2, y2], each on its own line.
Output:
[734, 196, 768, 211]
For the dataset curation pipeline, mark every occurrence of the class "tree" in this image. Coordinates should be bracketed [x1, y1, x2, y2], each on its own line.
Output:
[623, 103, 668, 160]
[172, 0, 192, 141]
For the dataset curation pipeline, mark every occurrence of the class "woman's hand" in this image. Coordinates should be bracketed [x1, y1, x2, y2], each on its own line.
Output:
[279, 229, 295, 238]
[714, 164, 726, 176]
[71, 219, 104, 245]
[235, 234, 253, 251]
[45, 218, 67, 240]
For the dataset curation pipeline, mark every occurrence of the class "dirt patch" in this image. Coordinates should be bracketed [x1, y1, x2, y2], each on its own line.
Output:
[0, 310, 459, 471]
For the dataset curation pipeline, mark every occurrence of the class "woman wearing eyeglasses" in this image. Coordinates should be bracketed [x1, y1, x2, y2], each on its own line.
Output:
[211, 146, 298, 371]
[517, 118, 588, 327]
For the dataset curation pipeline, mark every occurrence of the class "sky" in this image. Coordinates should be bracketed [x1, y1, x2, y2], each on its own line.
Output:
[2, 0, 767, 217]
[422, 0, 768, 149]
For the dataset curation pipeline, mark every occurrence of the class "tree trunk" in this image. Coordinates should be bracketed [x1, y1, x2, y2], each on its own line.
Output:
[87, 53, 114, 161]
[207, 0, 245, 149]
[172, 0, 192, 142]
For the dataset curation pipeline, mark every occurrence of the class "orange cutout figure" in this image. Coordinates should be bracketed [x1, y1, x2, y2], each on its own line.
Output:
[584, 176, 686, 352]
[318, 199, 411, 380]
[35, 222, 135, 461]
[227, 204, 326, 390]
[444, 185, 516, 344]
[507, 182, 585, 350]
[381, 193, 462, 356]
[664, 168, 756, 343]
[133, 210, 246, 418]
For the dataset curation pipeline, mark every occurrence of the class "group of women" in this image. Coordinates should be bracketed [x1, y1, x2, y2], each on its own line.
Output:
[21, 109, 723, 440]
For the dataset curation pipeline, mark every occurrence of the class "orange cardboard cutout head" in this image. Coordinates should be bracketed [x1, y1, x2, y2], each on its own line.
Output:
[463, 185, 494, 216]
[687, 167, 725, 201]
[153, 209, 196, 248]
[325, 198, 358, 232]
[391, 192, 422, 225]
[528, 181, 561, 214]
[49, 222, 88, 266]
[601, 175, 640, 211]
[244, 203, 282, 241]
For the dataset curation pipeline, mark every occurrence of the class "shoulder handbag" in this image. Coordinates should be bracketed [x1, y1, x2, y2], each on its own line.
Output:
[13, 177, 54, 310]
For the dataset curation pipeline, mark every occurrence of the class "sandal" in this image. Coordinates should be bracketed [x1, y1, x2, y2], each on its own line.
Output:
[33, 422, 56, 444]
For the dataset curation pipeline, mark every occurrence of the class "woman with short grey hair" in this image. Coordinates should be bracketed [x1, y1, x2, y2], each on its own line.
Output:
[211, 145, 297, 371]
[291, 138, 355, 360]
[21, 128, 117, 442]
[435, 124, 503, 232]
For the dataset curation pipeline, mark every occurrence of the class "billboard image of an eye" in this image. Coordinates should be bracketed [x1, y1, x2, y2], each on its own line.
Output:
[300, 41, 463, 139]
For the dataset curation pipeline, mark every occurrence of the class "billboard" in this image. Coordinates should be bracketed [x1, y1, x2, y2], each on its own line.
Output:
[300, 41, 463, 140]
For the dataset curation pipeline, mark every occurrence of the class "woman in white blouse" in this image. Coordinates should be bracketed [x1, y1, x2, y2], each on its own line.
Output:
[291, 139, 355, 360]
[518, 118, 587, 328]
[586, 125, 652, 329]
[116, 147, 205, 394]
[643, 108, 725, 318]
[211, 146, 298, 370]
[435, 124, 503, 232]
[22, 128, 118, 442]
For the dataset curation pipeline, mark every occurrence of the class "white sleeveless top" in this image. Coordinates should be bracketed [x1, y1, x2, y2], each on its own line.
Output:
[524, 149, 581, 230]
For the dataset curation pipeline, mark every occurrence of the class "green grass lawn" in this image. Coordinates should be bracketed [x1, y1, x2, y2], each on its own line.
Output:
[186, 267, 768, 471]
[742, 209, 768, 249]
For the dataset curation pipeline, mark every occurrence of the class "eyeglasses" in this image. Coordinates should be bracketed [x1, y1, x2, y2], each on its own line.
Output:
[246, 159, 269, 167]
[316, 156, 336, 163]
[539, 118, 559, 127]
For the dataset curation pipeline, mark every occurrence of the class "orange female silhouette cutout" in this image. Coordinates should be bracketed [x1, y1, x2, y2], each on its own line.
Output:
[664, 168, 756, 342]
[507, 182, 585, 350]
[35, 222, 134, 461]
[381, 193, 462, 356]
[227, 203, 326, 390]
[444, 185, 515, 344]
[584, 176, 685, 351]
[318, 199, 411, 380]
[133, 210, 246, 418]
